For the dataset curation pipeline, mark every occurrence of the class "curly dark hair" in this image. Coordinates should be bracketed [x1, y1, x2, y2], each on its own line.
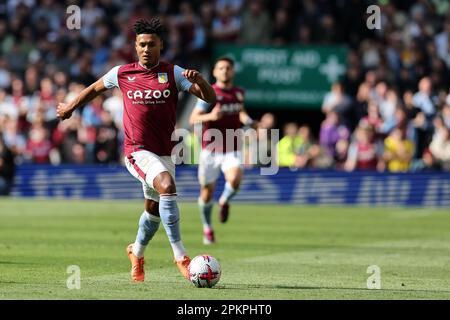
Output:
[133, 18, 164, 37]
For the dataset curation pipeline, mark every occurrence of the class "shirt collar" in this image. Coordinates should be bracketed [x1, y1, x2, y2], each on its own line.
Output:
[138, 61, 160, 70]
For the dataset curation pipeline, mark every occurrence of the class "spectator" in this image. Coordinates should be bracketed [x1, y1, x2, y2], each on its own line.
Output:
[181, 129, 201, 166]
[0, 57, 12, 89]
[410, 147, 440, 172]
[94, 111, 119, 163]
[317, 14, 338, 44]
[80, 0, 105, 41]
[381, 107, 412, 137]
[359, 100, 383, 138]
[239, 0, 272, 44]
[103, 87, 124, 131]
[212, 4, 241, 43]
[379, 88, 400, 126]
[412, 77, 438, 120]
[319, 111, 350, 159]
[435, 18, 450, 68]
[71, 143, 87, 165]
[442, 104, 450, 128]
[215, 0, 243, 17]
[345, 124, 382, 171]
[81, 96, 105, 162]
[277, 122, 301, 167]
[429, 126, 450, 170]
[411, 109, 433, 159]
[0, 134, 15, 196]
[256, 112, 276, 165]
[25, 125, 53, 164]
[245, 112, 276, 167]
[272, 8, 291, 45]
[335, 138, 349, 170]
[0, 89, 18, 120]
[321, 82, 353, 129]
[295, 125, 318, 168]
[172, 1, 207, 69]
[382, 127, 414, 172]
[52, 113, 83, 164]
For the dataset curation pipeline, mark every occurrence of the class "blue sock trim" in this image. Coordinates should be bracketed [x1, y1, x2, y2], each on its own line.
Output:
[159, 195, 181, 243]
[135, 211, 160, 246]
[220, 182, 238, 204]
[198, 198, 213, 227]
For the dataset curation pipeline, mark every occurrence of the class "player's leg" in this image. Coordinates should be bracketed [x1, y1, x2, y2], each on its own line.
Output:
[125, 198, 161, 282]
[131, 198, 161, 259]
[124, 154, 162, 282]
[152, 171, 190, 279]
[199, 183, 216, 244]
[218, 152, 244, 223]
[197, 149, 222, 244]
[222, 166, 243, 196]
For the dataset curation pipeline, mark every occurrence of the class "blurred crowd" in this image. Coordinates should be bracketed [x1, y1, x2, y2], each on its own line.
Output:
[277, 74, 450, 172]
[276, 0, 450, 172]
[1, 0, 450, 179]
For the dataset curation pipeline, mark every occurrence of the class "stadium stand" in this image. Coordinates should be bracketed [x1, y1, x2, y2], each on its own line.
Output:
[1, 0, 450, 174]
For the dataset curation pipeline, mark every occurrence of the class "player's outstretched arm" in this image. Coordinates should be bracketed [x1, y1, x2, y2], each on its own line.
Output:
[183, 69, 216, 104]
[239, 109, 258, 129]
[189, 105, 223, 125]
[56, 78, 108, 120]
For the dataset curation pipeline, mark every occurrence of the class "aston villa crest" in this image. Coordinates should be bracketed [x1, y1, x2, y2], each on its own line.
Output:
[235, 91, 244, 102]
[158, 73, 168, 83]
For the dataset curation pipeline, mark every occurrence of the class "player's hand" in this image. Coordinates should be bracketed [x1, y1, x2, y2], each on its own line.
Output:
[209, 105, 223, 121]
[56, 102, 74, 120]
[182, 69, 204, 84]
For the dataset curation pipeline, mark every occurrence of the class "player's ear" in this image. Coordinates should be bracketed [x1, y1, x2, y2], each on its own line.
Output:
[159, 38, 163, 51]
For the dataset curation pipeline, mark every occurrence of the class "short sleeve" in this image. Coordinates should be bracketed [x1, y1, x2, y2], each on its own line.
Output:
[195, 98, 211, 112]
[174, 65, 193, 92]
[103, 66, 120, 89]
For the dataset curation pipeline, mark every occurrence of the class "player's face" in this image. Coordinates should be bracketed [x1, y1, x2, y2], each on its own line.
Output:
[213, 60, 234, 84]
[135, 34, 162, 67]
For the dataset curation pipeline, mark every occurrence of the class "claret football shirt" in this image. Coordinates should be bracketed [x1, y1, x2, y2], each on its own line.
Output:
[195, 84, 245, 152]
[103, 61, 192, 156]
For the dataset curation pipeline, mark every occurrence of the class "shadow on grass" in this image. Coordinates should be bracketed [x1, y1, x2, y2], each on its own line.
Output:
[0, 261, 38, 265]
[215, 283, 450, 294]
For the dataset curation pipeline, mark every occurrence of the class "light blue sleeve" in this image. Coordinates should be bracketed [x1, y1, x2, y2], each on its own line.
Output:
[102, 66, 120, 89]
[195, 98, 211, 112]
[174, 65, 193, 92]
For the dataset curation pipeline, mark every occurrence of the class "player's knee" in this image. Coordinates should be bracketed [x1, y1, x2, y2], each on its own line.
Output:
[159, 181, 176, 194]
[229, 178, 241, 190]
[154, 173, 177, 194]
[201, 189, 213, 202]
[201, 193, 213, 203]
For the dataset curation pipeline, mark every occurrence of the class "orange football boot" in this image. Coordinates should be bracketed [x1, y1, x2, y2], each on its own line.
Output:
[126, 243, 145, 282]
[174, 255, 191, 280]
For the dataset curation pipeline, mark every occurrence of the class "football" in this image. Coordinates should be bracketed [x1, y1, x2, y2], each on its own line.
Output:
[189, 255, 221, 288]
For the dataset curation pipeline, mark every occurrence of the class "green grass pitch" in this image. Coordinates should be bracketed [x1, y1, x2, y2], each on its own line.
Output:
[0, 198, 449, 299]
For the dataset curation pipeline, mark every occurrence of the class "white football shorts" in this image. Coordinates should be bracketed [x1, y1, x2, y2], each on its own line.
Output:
[124, 150, 175, 201]
[198, 149, 243, 186]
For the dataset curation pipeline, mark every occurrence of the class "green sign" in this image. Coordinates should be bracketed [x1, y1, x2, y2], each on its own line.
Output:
[213, 44, 348, 109]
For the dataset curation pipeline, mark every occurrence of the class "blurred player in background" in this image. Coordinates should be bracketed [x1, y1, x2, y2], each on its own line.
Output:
[190, 57, 256, 245]
[56, 18, 216, 282]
